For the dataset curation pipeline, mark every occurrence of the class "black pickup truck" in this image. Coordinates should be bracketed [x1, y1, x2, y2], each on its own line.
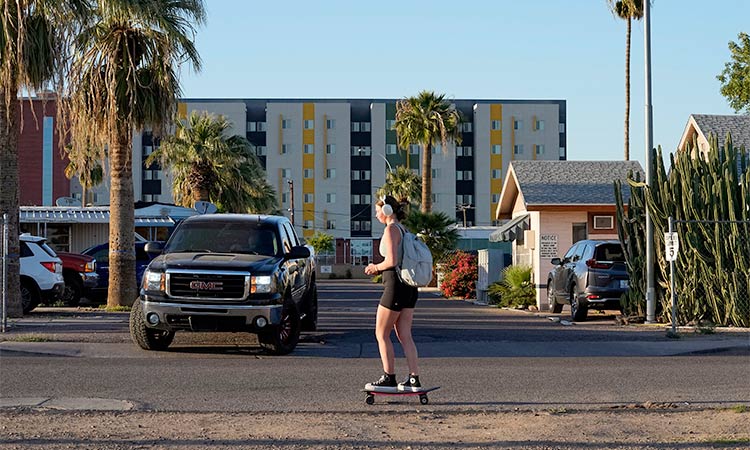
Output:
[129, 214, 317, 355]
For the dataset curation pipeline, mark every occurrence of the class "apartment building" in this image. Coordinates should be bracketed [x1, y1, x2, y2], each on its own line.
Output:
[81, 98, 566, 262]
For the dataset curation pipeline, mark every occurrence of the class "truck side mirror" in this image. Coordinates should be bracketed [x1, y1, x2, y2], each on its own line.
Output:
[550, 257, 561, 266]
[285, 245, 310, 259]
[145, 241, 163, 255]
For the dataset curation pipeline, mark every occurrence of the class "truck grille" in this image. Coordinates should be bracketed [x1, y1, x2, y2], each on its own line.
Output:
[166, 270, 249, 301]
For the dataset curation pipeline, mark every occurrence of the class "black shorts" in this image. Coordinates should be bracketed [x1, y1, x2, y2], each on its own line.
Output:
[379, 269, 418, 311]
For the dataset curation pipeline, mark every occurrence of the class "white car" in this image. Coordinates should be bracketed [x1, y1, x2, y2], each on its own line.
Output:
[20, 234, 64, 313]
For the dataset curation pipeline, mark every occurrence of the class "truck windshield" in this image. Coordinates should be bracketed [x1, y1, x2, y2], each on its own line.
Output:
[165, 222, 280, 256]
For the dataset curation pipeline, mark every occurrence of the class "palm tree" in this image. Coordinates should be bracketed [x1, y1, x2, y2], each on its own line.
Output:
[65, 0, 206, 307]
[395, 91, 462, 213]
[146, 111, 277, 214]
[608, 0, 644, 161]
[377, 165, 421, 207]
[1, 0, 86, 316]
[65, 143, 104, 206]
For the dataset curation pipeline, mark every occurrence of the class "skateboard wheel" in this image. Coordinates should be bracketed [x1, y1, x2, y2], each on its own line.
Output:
[365, 394, 375, 405]
[419, 395, 429, 405]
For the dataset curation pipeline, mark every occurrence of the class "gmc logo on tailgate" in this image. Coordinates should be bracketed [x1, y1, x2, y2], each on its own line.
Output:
[189, 280, 223, 291]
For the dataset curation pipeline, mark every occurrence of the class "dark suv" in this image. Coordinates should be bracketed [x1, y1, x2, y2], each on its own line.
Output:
[547, 239, 628, 321]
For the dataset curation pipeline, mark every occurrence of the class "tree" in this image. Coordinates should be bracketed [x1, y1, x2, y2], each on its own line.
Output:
[395, 91, 462, 213]
[607, 0, 644, 161]
[403, 210, 459, 265]
[65, 143, 104, 206]
[1, 0, 86, 316]
[376, 165, 421, 208]
[717, 32, 750, 115]
[65, 0, 206, 307]
[306, 231, 333, 256]
[146, 111, 277, 213]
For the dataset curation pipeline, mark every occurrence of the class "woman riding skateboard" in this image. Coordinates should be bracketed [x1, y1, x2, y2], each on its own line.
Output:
[364, 195, 422, 392]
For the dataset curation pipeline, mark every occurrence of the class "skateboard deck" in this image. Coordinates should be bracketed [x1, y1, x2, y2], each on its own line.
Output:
[362, 386, 440, 405]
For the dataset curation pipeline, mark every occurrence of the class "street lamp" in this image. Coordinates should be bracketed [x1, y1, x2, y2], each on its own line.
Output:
[287, 179, 295, 226]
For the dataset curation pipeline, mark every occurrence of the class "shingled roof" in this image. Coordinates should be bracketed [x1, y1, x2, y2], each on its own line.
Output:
[507, 160, 644, 206]
[690, 114, 750, 150]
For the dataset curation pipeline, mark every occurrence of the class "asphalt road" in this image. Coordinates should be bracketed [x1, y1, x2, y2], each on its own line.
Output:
[1, 279, 748, 413]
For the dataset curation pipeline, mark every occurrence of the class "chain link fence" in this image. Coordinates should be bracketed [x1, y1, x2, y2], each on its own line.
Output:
[668, 219, 750, 328]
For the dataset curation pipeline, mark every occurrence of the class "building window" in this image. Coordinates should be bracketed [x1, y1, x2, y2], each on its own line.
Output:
[535, 144, 545, 155]
[431, 193, 438, 204]
[304, 169, 314, 178]
[352, 221, 360, 231]
[492, 144, 502, 154]
[386, 119, 396, 129]
[326, 193, 336, 203]
[514, 144, 523, 155]
[304, 220, 314, 230]
[304, 119, 314, 129]
[304, 193, 314, 203]
[326, 220, 336, 230]
[281, 168, 291, 179]
[456, 194, 473, 205]
[304, 144, 314, 154]
[353, 170, 371, 180]
[559, 147, 566, 158]
[351, 122, 360, 132]
[282, 119, 292, 129]
[492, 194, 500, 203]
[456, 170, 472, 181]
[492, 169, 501, 179]
[351, 170, 360, 181]
[281, 144, 290, 154]
[593, 215, 614, 230]
[386, 144, 397, 155]
[361, 122, 371, 132]
[432, 168, 440, 178]
[535, 119, 545, 131]
[326, 168, 336, 178]
[457, 146, 473, 156]
[363, 220, 371, 231]
[514, 119, 523, 130]
[559, 123, 565, 133]
[326, 119, 335, 129]
[326, 144, 335, 154]
[247, 121, 266, 132]
[352, 146, 371, 156]
[462, 122, 473, 132]
[255, 146, 267, 156]
[281, 192, 288, 203]
[409, 144, 420, 155]
[144, 145, 153, 155]
[144, 170, 152, 181]
[491, 120, 501, 130]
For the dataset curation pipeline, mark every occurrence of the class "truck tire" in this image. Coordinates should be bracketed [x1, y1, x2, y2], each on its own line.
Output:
[62, 272, 83, 307]
[300, 282, 318, 332]
[130, 299, 175, 351]
[21, 279, 40, 314]
[259, 298, 300, 355]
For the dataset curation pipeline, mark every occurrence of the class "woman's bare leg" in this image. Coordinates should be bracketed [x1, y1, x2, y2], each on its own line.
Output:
[394, 308, 419, 376]
[375, 305, 401, 374]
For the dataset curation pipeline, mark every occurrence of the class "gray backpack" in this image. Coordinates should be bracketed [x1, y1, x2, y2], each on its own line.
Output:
[396, 225, 434, 287]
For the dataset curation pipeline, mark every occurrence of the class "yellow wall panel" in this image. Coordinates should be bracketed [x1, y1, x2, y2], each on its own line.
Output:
[303, 229, 314, 238]
[490, 155, 502, 169]
[303, 210, 315, 221]
[302, 178, 315, 192]
[303, 129, 315, 144]
[302, 154, 315, 169]
[490, 104, 502, 120]
[178, 103, 187, 120]
[303, 103, 315, 120]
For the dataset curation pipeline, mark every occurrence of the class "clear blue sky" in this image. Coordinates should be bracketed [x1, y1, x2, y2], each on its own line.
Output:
[178, 0, 749, 168]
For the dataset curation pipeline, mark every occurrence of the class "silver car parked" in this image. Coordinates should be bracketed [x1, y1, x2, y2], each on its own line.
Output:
[547, 239, 629, 321]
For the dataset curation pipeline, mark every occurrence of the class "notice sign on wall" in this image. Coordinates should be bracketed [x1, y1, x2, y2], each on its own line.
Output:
[540, 234, 558, 258]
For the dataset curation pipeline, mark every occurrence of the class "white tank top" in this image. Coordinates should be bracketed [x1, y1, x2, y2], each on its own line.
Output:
[379, 223, 403, 263]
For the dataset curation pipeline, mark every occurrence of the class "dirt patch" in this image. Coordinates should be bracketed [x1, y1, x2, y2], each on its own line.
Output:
[1, 408, 748, 449]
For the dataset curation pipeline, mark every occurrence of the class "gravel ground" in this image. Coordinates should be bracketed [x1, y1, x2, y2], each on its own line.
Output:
[1, 407, 749, 449]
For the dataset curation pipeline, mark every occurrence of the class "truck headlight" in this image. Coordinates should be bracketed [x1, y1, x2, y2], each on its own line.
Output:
[251, 275, 274, 294]
[144, 270, 166, 292]
[85, 260, 96, 273]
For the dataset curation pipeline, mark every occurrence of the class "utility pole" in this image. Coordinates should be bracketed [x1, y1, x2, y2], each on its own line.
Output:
[644, 0, 656, 323]
[287, 179, 295, 226]
[457, 204, 474, 227]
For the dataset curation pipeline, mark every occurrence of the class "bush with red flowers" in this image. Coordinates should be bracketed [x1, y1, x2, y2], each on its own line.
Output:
[439, 251, 478, 299]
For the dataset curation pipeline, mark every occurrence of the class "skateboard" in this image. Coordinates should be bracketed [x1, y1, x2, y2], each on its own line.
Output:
[362, 386, 440, 405]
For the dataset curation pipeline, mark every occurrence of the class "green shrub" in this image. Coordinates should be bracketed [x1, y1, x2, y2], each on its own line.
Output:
[439, 251, 478, 299]
[487, 265, 536, 308]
